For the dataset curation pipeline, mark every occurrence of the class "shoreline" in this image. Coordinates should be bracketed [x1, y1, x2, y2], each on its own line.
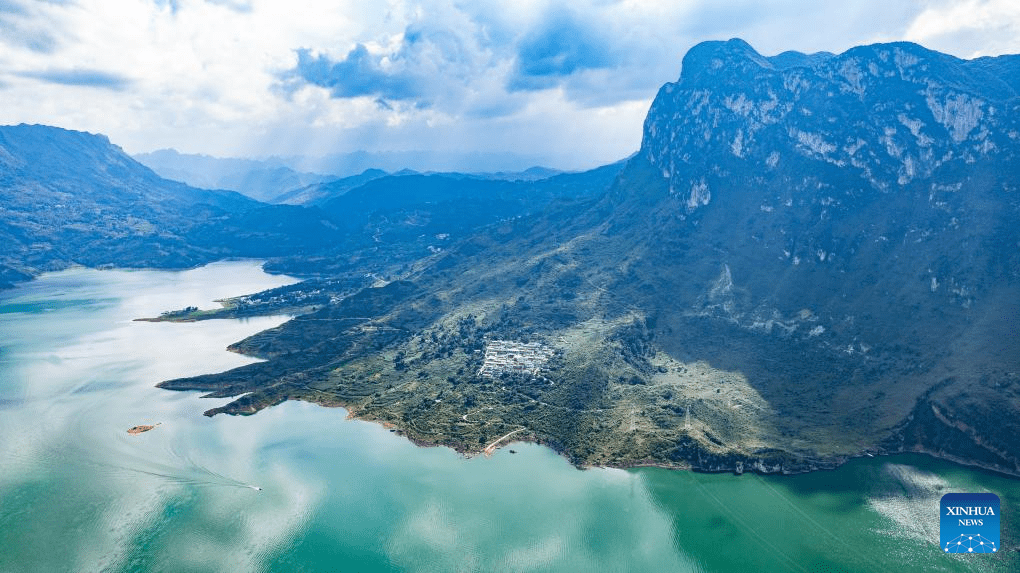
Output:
[0, 258, 308, 293]
[97, 260, 1019, 483]
[203, 389, 1020, 481]
[157, 327, 1020, 481]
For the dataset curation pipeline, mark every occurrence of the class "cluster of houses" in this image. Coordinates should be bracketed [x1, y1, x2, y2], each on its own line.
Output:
[478, 339, 555, 378]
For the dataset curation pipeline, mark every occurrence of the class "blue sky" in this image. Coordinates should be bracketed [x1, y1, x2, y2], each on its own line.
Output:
[1, 0, 1018, 170]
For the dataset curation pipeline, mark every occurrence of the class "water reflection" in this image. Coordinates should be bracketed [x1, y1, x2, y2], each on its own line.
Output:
[0, 262, 1016, 572]
[0, 263, 696, 572]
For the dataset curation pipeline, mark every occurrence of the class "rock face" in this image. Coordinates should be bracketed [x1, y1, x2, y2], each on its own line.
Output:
[158, 40, 1020, 476]
[644, 39, 1019, 209]
[632, 39, 1020, 474]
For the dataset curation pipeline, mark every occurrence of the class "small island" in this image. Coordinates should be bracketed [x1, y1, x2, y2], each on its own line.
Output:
[127, 423, 161, 435]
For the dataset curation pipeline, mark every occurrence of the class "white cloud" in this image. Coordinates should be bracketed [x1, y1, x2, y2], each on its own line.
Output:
[905, 0, 1020, 57]
[0, 0, 1017, 170]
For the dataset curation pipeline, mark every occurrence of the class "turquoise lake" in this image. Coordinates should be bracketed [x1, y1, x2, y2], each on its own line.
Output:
[0, 261, 1016, 572]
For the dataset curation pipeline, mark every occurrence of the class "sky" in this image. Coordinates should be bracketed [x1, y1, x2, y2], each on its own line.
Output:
[1, 0, 1018, 170]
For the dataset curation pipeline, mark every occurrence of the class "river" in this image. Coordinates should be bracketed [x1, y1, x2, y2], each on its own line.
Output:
[0, 261, 1015, 572]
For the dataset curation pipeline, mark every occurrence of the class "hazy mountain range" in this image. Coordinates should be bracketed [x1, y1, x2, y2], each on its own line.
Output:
[2, 39, 1018, 476]
[134, 148, 563, 204]
[0, 125, 618, 289]
[133, 149, 339, 203]
[0, 124, 342, 287]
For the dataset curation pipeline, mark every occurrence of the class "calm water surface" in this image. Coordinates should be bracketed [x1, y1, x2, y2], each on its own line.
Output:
[0, 262, 1016, 572]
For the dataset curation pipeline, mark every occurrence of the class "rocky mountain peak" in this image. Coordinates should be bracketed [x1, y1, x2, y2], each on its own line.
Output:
[642, 40, 1020, 214]
[677, 38, 774, 83]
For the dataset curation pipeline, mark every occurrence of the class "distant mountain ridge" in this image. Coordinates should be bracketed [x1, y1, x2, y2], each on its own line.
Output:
[272, 169, 388, 205]
[0, 124, 343, 287]
[134, 148, 337, 203]
[136, 148, 570, 206]
[158, 40, 1020, 477]
[134, 148, 568, 204]
[280, 149, 554, 178]
[1, 125, 621, 289]
[263, 161, 625, 277]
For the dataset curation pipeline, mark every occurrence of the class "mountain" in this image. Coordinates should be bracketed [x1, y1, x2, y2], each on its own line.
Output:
[283, 149, 555, 177]
[319, 164, 624, 232]
[1, 124, 622, 291]
[271, 168, 388, 205]
[274, 166, 565, 206]
[461, 166, 564, 182]
[262, 162, 626, 277]
[632, 39, 1020, 472]
[0, 124, 343, 287]
[134, 149, 336, 203]
[160, 40, 1020, 475]
[137, 149, 572, 209]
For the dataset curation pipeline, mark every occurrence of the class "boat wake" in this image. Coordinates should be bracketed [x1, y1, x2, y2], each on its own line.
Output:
[11, 435, 263, 492]
[96, 442, 263, 491]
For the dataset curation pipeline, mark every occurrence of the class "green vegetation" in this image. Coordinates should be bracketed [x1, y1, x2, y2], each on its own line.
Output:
[138, 276, 369, 322]
[160, 150, 1020, 476]
[10, 43, 1020, 477]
